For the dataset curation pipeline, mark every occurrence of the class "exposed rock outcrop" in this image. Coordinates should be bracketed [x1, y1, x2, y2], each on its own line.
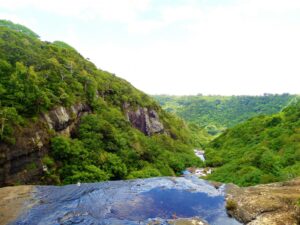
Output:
[0, 185, 35, 225]
[226, 178, 300, 225]
[0, 103, 91, 187]
[124, 103, 164, 136]
[43, 103, 90, 136]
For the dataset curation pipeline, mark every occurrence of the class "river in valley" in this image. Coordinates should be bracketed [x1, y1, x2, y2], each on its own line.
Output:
[12, 176, 241, 225]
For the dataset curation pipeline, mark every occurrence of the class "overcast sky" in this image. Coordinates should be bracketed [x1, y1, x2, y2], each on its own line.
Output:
[1, 0, 300, 95]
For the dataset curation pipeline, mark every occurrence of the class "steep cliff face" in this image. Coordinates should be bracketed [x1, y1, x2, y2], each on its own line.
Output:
[0, 103, 90, 186]
[124, 103, 164, 136]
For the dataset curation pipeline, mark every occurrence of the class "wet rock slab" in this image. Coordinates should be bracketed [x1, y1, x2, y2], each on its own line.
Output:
[12, 177, 241, 225]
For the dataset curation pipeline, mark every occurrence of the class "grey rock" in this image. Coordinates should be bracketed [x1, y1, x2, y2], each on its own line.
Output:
[43, 102, 91, 133]
[124, 103, 164, 136]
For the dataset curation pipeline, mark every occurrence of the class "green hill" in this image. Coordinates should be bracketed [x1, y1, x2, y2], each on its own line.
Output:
[0, 20, 39, 38]
[153, 94, 295, 136]
[0, 20, 203, 185]
[205, 99, 300, 186]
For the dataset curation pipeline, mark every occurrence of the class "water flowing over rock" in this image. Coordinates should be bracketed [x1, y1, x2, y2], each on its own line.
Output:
[124, 103, 164, 136]
[9, 176, 241, 225]
[0, 103, 91, 187]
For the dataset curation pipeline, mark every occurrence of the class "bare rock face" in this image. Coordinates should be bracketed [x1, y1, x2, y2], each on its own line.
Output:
[226, 178, 300, 225]
[124, 103, 164, 136]
[43, 103, 90, 135]
[0, 103, 91, 187]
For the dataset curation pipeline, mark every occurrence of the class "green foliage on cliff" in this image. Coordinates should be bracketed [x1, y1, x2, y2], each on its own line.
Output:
[154, 94, 295, 136]
[205, 100, 300, 186]
[48, 111, 202, 184]
[0, 20, 203, 184]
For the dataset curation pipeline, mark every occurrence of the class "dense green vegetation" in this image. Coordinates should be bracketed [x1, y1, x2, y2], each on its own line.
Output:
[205, 100, 300, 186]
[154, 94, 295, 136]
[0, 20, 203, 184]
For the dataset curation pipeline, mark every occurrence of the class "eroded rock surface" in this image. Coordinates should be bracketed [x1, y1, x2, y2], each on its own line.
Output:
[8, 177, 240, 225]
[226, 178, 300, 225]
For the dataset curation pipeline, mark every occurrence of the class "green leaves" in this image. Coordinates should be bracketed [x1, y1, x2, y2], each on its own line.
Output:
[0, 106, 22, 143]
[49, 109, 202, 184]
[100, 153, 128, 179]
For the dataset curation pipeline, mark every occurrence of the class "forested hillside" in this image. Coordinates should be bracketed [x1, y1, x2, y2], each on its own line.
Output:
[205, 99, 300, 186]
[154, 94, 295, 135]
[0, 20, 202, 185]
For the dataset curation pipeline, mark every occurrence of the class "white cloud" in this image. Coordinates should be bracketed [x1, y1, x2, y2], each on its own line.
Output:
[0, 0, 150, 21]
[0, 0, 300, 95]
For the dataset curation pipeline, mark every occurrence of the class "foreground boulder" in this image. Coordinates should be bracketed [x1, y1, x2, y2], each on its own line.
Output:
[226, 178, 300, 225]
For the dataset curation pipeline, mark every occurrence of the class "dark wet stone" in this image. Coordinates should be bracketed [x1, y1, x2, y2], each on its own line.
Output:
[12, 177, 241, 225]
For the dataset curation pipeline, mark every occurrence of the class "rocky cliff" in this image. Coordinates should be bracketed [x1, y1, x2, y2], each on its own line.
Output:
[124, 103, 164, 136]
[0, 103, 91, 186]
[0, 102, 167, 186]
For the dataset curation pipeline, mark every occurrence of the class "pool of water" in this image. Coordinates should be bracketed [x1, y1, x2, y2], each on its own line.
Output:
[12, 176, 241, 225]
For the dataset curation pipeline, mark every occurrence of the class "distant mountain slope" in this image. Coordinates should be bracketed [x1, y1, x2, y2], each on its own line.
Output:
[0, 20, 203, 186]
[153, 94, 295, 135]
[205, 99, 300, 186]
